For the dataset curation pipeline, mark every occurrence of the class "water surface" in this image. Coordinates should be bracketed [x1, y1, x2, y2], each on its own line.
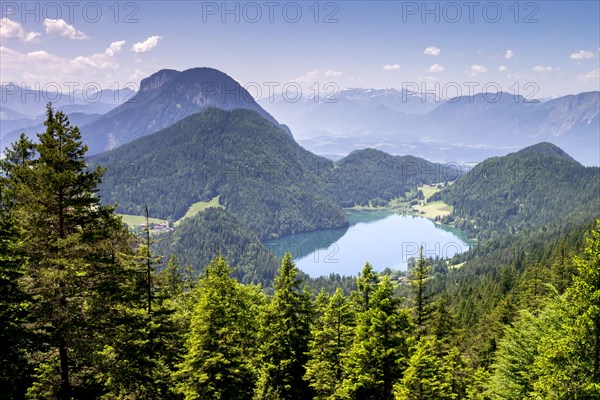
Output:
[265, 211, 472, 277]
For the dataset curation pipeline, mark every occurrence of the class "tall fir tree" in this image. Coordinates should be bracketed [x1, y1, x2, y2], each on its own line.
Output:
[409, 247, 432, 339]
[354, 262, 379, 312]
[95, 235, 183, 399]
[486, 309, 545, 399]
[1, 105, 137, 398]
[341, 275, 411, 400]
[255, 253, 313, 400]
[175, 256, 262, 399]
[394, 335, 442, 400]
[304, 288, 355, 398]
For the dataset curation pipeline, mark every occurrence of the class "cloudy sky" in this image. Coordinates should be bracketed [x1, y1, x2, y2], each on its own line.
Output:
[1, 1, 598, 98]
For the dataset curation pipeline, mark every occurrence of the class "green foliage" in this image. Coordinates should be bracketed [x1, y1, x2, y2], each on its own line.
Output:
[434, 143, 600, 240]
[409, 248, 433, 339]
[175, 257, 263, 399]
[94, 241, 183, 400]
[531, 221, 600, 399]
[2, 105, 136, 399]
[90, 108, 347, 240]
[0, 203, 31, 399]
[304, 288, 355, 398]
[395, 336, 442, 400]
[2, 106, 599, 399]
[330, 149, 461, 207]
[486, 309, 546, 399]
[91, 109, 462, 242]
[354, 262, 380, 312]
[341, 276, 410, 400]
[154, 207, 280, 286]
[255, 253, 313, 399]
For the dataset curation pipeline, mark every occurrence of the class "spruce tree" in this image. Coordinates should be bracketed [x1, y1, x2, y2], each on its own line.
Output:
[409, 247, 432, 339]
[255, 252, 313, 399]
[341, 275, 410, 399]
[175, 256, 261, 399]
[354, 262, 379, 312]
[304, 288, 355, 398]
[394, 335, 442, 400]
[1, 105, 135, 398]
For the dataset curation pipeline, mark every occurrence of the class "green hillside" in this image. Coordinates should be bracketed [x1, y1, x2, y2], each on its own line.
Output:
[90, 108, 347, 240]
[433, 142, 600, 239]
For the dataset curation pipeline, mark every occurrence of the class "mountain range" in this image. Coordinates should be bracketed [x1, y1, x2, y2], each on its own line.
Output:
[261, 90, 599, 165]
[2, 68, 598, 165]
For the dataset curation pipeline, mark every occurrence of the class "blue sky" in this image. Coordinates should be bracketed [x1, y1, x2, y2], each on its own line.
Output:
[1, 1, 599, 98]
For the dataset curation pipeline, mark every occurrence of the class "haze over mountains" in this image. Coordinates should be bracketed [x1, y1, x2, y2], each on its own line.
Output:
[0, 85, 134, 142]
[260, 88, 599, 165]
[2, 67, 598, 166]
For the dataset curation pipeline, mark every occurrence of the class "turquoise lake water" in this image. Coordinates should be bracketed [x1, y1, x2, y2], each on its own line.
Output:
[265, 211, 473, 277]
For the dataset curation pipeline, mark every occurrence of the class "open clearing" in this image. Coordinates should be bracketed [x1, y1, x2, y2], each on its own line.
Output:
[413, 200, 453, 219]
[174, 195, 223, 227]
[118, 214, 168, 227]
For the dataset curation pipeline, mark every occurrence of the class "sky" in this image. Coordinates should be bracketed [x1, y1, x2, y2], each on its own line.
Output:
[1, 1, 599, 99]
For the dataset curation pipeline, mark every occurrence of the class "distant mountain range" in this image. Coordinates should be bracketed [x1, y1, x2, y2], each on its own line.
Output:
[0, 86, 134, 145]
[2, 67, 598, 165]
[261, 89, 599, 165]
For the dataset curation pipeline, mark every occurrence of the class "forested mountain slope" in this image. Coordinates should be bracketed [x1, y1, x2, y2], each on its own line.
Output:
[433, 142, 600, 239]
[91, 108, 459, 240]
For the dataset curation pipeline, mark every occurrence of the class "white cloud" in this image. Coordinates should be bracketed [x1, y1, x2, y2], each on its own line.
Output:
[44, 19, 89, 40]
[532, 65, 552, 73]
[505, 49, 515, 59]
[105, 41, 126, 57]
[423, 46, 440, 56]
[498, 65, 507, 72]
[130, 69, 147, 81]
[324, 69, 342, 77]
[0, 19, 40, 42]
[0, 43, 122, 86]
[294, 69, 320, 82]
[131, 35, 163, 53]
[578, 68, 599, 82]
[470, 64, 488, 74]
[570, 50, 594, 60]
[382, 64, 400, 71]
[423, 46, 441, 56]
[427, 63, 445, 73]
[72, 53, 118, 70]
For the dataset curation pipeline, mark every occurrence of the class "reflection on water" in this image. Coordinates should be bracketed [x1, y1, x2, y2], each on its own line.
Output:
[264, 210, 473, 277]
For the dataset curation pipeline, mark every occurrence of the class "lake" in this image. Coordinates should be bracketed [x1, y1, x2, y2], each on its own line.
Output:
[264, 211, 473, 277]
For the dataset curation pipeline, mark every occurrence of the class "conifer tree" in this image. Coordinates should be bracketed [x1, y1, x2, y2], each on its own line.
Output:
[409, 247, 432, 339]
[354, 262, 379, 312]
[255, 252, 313, 399]
[175, 256, 261, 399]
[532, 220, 600, 398]
[304, 288, 355, 398]
[341, 275, 410, 400]
[1, 105, 136, 398]
[395, 335, 442, 400]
